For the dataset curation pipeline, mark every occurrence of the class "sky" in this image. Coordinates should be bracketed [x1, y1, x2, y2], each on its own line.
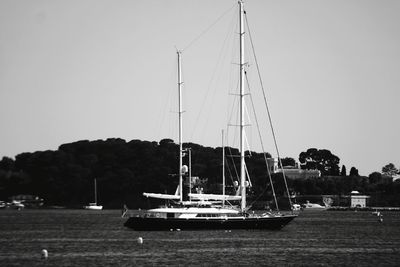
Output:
[0, 0, 399, 176]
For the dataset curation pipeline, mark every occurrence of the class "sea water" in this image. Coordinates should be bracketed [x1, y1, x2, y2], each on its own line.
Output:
[0, 209, 399, 266]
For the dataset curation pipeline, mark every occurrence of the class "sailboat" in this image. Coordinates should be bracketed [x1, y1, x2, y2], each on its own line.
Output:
[124, 1, 296, 230]
[84, 178, 103, 210]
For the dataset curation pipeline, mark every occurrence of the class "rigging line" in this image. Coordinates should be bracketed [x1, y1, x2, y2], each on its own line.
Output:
[244, 130, 251, 157]
[182, 4, 236, 52]
[226, 140, 240, 184]
[224, 148, 236, 187]
[225, 157, 235, 186]
[245, 72, 279, 211]
[190, 9, 236, 142]
[225, 53, 242, 188]
[226, 83, 240, 152]
[225, 17, 240, 135]
[156, 56, 177, 140]
[232, 103, 240, 152]
[198, 24, 235, 141]
[227, 79, 240, 127]
[243, 100, 253, 157]
[244, 163, 252, 187]
[245, 11, 293, 210]
[228, 16, 239, 98]
[226, 143, 240, 182]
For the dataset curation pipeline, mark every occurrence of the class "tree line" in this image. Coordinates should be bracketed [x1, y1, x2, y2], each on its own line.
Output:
[0, 139, 399, 208]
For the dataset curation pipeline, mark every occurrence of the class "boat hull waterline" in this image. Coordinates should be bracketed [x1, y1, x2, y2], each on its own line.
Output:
[124, 214, 297, 231]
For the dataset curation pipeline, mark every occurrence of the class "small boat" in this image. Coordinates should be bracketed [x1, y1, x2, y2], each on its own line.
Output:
[9, 200, 25, 210]
[84, 178, 103, 210]
[302, 200, 327, 210]
[8, 195, 44, 208]
[292, 204, 301, 211]
[124, 1, 297, 231]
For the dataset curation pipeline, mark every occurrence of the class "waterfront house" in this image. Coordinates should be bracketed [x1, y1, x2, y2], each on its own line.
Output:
[267, 158, 321, 179]
[350, 191, 370, 208]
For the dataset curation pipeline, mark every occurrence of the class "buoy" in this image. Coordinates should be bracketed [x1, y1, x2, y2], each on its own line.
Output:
[41, 249, 48, 259]
[137, 237, 143, 245]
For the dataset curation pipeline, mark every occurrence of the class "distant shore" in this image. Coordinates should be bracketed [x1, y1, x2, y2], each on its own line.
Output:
[328, 206, 400, 211]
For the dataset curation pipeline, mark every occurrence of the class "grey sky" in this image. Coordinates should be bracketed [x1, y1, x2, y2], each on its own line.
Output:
[0, 0, 399, 176]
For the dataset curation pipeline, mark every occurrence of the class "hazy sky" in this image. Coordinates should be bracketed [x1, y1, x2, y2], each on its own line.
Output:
[0, 0, 399, 176]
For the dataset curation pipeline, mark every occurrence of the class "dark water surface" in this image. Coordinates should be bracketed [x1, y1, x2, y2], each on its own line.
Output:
[0, 209, 399, 266]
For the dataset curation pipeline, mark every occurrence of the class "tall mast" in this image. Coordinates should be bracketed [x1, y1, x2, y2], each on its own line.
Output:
[239, 0, 246, 212]
[177, 50, 183, 202]
[222, 129, 225, 207]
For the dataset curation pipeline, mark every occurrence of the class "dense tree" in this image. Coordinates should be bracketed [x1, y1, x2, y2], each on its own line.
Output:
[0, 157, 14, 170]
[280, 157, 296, 167]
[298, 148, 340, 176]
[382, 163, 399, 178]
[1, 140, 400, 207]
[340, 165, 347, 176]
[369, 172, 382, 184]
[349, 167, 359, 176]
[0, 139, 281, 207]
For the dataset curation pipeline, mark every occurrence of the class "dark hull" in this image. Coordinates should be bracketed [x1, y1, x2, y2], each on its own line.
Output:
[124, 214, 297, 231]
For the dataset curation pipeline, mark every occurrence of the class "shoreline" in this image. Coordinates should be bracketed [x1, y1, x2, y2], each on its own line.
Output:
[328, 206, 400, 211]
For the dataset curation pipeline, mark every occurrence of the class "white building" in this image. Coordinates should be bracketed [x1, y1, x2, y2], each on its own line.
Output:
[350, 190, 370, 208]
[266, 158, 321, 179]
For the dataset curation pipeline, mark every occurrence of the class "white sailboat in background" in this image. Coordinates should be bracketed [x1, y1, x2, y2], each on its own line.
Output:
[84, 178, 103, 210]
[124, 1, 297, 230]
